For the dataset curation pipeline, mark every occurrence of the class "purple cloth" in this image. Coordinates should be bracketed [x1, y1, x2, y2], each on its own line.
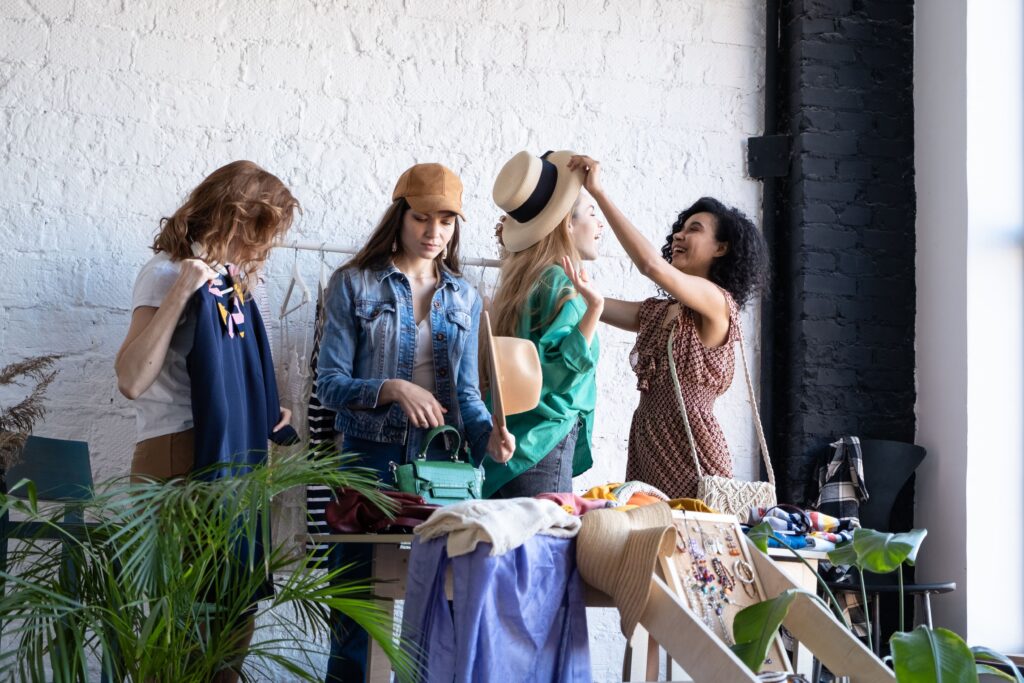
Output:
[401, 535, 591, 683]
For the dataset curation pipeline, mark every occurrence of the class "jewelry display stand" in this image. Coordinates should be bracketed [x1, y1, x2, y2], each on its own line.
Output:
[662, 511, 790, 673]
[621, 511, 895, 683]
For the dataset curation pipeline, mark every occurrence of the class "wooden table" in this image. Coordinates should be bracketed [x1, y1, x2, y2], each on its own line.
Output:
[306, 533, 825, 682]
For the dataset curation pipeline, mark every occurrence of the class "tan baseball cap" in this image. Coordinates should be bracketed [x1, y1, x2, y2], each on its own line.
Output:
[392, 163, 465, 219]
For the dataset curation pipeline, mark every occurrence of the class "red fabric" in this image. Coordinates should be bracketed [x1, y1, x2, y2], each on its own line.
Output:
[325, 488, 439, 533]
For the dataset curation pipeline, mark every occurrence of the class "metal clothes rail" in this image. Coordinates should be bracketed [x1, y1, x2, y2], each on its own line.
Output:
[283, 241, 502, 269]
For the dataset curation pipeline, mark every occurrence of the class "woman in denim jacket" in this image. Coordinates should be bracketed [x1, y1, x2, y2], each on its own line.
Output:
[316, 162, 515, 682]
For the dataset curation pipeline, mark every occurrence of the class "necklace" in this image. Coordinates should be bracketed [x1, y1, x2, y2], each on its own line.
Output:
[680, 518, 734, 643]
[694, 519, 734, 643]
[711, 557, 735, 594]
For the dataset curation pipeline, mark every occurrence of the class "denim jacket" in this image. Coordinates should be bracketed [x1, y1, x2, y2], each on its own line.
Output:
[316, 264, 492, 460]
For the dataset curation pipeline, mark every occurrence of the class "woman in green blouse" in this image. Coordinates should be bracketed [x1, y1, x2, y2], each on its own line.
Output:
[485, 150, 605, 497]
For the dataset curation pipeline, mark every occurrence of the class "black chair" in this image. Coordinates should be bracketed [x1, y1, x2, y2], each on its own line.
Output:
[827, 439, 956, 654]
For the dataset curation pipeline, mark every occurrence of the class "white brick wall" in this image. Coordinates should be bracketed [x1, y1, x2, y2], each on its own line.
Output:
[0, 0, 765, 680]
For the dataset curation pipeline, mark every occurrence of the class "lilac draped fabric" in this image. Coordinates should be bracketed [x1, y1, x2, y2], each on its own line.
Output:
[401, 535, 591, 682]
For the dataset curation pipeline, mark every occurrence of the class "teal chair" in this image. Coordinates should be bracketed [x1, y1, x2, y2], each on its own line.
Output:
[0, 436, 103, 679]
[1, 434, 94, 546]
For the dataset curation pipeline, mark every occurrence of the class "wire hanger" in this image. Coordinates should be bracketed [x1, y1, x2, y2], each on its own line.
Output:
[279, 248, 311, 319]
[318, 243, 330, 292]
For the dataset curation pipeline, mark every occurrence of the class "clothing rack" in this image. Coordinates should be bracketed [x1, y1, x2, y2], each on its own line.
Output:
[283, 241, 502, 269]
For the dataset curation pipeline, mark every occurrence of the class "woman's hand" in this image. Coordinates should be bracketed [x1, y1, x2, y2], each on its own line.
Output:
[567, 155, 603, 196]
[494, 214, 507, 248]
[273, 407, 292, 432]
[381, 379, 447, 429]
[561, 256, 604, 311]
[171, 258, 220, 301]
[486, 424, 516, 464]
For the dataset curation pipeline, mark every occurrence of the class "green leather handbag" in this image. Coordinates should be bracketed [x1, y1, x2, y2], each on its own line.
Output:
[392, 425, 485, 505]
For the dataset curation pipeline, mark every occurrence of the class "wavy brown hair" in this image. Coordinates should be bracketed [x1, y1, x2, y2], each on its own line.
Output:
[342, 197, 463, 275]
[152, 160, 300, 280]
[490, 212, 581, 337]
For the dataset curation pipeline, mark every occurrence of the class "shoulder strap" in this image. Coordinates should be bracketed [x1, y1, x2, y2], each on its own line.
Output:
[735, 331, 775, 486]
[666, 327, 703, 478]
[665, 323, 775, 486]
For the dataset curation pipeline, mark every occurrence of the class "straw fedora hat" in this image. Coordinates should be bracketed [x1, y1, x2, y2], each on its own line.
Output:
[492, 150, 585, 253]
[575, 502, 676, 638]
[481, 310, 542, 427]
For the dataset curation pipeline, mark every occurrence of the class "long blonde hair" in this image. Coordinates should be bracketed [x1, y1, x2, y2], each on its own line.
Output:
[490, 213, 581, 337]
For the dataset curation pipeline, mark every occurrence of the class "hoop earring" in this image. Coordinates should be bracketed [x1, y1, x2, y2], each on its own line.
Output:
[391, 239, 397, 253]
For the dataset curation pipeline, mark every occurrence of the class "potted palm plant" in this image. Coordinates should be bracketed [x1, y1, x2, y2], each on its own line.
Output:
[0, 450, 413, 682]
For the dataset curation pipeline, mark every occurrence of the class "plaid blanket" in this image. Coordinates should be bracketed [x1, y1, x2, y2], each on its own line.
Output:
[815, 436, 869, 520]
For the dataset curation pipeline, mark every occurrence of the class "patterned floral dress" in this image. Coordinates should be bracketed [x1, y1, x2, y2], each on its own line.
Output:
[625, 293, 741, 498]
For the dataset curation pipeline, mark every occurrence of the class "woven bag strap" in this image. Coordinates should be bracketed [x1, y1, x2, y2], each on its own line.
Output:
[665, 320, 775, 486]
[666, 326, 704, 478]
[735, 330, 775, 486]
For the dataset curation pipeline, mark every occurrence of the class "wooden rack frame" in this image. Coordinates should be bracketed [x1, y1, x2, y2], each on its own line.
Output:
[622, 511, 895, 682]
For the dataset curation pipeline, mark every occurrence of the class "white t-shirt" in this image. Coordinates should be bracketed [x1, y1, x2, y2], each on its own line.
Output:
[130, 251, 196, 441]
[411, 318, 436, 394]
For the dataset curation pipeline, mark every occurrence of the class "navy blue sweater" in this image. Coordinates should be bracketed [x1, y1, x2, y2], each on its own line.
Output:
[187, 273, 297, 481]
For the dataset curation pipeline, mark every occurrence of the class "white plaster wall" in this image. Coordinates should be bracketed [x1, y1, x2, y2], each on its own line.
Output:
[0, 0, 765, 679]
[914, 0, 970, 637]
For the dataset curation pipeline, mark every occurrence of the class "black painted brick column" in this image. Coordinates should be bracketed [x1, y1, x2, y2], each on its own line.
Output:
[769, 0, 916, 506]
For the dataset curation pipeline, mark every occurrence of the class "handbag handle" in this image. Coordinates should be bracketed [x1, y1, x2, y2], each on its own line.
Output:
[666, 319, 775, 486]
[417, 425, 464, 462]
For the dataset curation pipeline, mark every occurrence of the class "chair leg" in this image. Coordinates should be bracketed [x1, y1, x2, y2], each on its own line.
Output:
[1, 508, 7, 643]
[921, 593, 934, 628]
[872, 594, 882, 655]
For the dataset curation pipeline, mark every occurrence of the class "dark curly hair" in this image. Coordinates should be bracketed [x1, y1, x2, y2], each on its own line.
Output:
[660, 197, 769, 307]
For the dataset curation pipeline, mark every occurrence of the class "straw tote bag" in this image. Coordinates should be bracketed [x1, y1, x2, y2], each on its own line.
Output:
[666, 324, 776, 520]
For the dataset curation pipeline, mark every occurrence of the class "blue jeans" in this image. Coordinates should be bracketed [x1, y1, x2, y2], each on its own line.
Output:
[325, 429, 447, 683]
[493, 420, 580, 498]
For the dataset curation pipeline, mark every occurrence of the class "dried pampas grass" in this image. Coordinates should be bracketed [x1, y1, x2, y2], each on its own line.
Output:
[0, 354, 61, 470]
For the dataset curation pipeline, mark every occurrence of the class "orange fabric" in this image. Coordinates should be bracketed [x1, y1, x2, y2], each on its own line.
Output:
[625, 492, 662, 507]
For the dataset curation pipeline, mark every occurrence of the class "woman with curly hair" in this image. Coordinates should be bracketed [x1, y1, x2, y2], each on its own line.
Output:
[115, 161, 299, 683]
[564, 154, 768, 498]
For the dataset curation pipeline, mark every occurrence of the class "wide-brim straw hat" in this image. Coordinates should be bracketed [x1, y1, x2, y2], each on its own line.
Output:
[575, 502, 676, 638]
[481, 310, 542, 427]
[492, 150, 584, 252]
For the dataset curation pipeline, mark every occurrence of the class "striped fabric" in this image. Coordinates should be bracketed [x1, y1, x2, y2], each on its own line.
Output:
[306, 287, 339, 557]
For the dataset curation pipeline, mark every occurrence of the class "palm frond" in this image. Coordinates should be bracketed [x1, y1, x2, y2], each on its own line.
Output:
[0, 448, 415, 682]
